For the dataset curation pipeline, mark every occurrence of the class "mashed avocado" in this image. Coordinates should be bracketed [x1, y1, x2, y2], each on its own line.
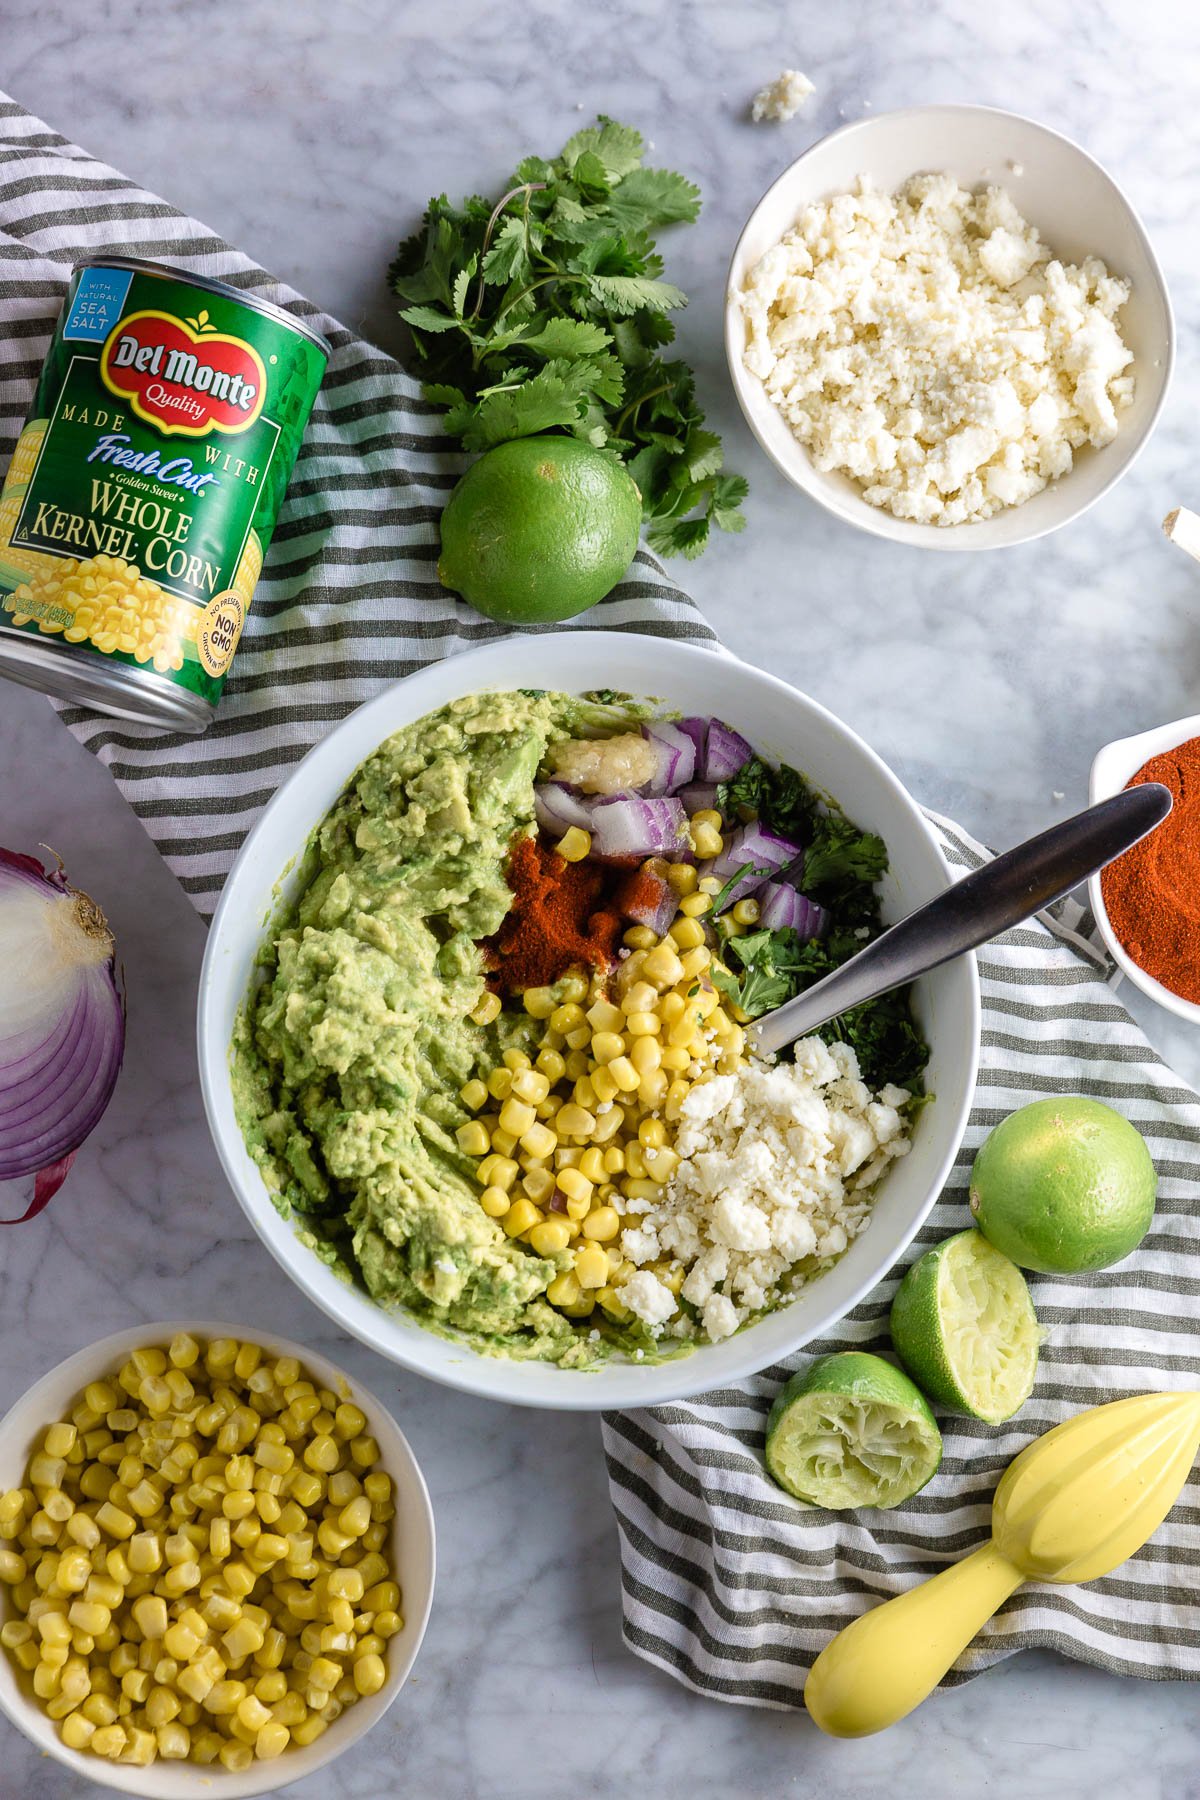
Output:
[230, 688, 644, 1366]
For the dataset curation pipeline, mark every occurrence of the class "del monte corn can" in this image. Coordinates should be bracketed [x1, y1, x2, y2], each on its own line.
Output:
[0, 258, 328, 731]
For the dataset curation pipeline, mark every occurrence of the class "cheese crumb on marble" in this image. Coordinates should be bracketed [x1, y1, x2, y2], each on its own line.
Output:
[615, 1039, 912, 1342]
[750, 69, 815, 123]
[737, 173, 1135, 526]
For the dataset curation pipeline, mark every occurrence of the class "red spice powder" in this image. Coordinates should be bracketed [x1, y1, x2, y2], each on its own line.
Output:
[1100, 736, 1200, 1002]
[485, 836, 624, 992]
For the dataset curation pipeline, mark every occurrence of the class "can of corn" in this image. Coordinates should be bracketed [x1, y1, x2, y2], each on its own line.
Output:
[0, 258, 329, 732]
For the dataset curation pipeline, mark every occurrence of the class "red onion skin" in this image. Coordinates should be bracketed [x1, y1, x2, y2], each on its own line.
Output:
[0, 847, 124, 1217]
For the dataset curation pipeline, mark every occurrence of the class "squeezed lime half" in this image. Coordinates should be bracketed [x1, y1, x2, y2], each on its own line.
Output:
[890, 1229, 1040, 1425]
[764, 1351, 942, 1510]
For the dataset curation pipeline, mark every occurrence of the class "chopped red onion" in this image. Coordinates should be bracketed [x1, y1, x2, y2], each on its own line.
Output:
[590, 795, 691, 860]
[677, 781, 719, 815]
[639, 722, 698, 795]
[0, 848, 125, 1220]
[757, 880, 828, 939]
[705, 823, 803, 909]
[702, 719, 753, 781]
[533, 782, 595, 837]
[614, 868, 678, 938]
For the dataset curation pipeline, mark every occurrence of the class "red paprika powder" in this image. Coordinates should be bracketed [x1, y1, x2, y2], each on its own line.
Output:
[485, 836, 623, 992]
[1100, 735, 1200, 1002]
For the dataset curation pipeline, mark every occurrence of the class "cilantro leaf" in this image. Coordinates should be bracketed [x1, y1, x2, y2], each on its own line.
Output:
[520, 318, 612, 359]
[803, 815, 889, 903]
[606, 167, 702, 229]
[399, 303, 464, 335]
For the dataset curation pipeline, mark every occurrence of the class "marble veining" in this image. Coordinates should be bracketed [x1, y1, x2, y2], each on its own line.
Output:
[3, 1, 1200, 1794]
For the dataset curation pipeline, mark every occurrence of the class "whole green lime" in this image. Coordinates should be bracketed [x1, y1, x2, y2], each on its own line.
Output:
[437, 436, 642, 624]
[969, 1096, 1156, 1274]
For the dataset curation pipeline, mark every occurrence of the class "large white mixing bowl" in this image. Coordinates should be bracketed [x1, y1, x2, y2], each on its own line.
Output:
[198, 633, 980, 1408]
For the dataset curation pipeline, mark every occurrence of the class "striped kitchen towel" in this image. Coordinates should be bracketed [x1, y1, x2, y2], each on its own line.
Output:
[0, 92, 713, 917]
[601, 815, 1200, 1706]
[2, 93, 1198, 1705]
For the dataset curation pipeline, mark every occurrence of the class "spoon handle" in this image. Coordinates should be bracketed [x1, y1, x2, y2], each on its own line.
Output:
[803, 1540, 1024, 1737]
[753, 783, 1171, 1056]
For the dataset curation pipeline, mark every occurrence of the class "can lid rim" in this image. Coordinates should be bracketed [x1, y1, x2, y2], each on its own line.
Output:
[73, 256, 332, 358]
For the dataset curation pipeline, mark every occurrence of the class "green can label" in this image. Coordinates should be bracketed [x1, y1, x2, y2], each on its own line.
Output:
[0, 261, 327, 711]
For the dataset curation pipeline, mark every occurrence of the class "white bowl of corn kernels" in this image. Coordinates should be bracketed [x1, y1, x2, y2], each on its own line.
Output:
[0, 1322, 435, 1797]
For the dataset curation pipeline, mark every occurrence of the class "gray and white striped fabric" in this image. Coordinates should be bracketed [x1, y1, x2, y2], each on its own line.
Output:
[0, 93, 713, 917]
[3, 94, 1198, 1707]
[602, 814, 1200, 1706]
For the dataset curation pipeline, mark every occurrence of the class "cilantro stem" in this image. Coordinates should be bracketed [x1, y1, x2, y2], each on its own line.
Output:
[614, 381, 672, 437]
[469, 182, 547, 321]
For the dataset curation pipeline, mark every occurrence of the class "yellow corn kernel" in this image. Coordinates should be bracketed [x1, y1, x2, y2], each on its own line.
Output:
[556, 1167, 593, 1206]
[529, 1219, 572, 1256]
[669, 915, 707, 951]
[679, 890, 712, 917]
[549, 1002, 586, 1036]
[623, 1011, 660, 1040]
[354, 1652, 386, 1696]
[519, 1120, 557, 1161]
[591, 1106, 625, 1144]
[581, 1206, 620, 1242]
[61, 1709, 97, 1750]
[496, 1097, 535, 1139]
[643, 943, 685, 987]
[501, 1048, 531, 1073]
[502, 1198, 542, 1238]
[556, 826, 592, 862]
[691, 823, 724, 858]
[630, 1038, 662, 1077]
[589, 1064, 619, 1105]
[574, 1244, 610, 1288]
[510, 1067, 550, 1106]
[563, 1048, 590, 1082]
[469, 990, 501, 1026]
[546, 1271, 582, 1309]
[131, 1593, 169, 1640]
[585, 999, 623, 1034]
[479, 1184, 511, 1219]
[455, 1120, 490, 1157]
[555, 1103, 595, 1138]
[666, 861, 699, 895]
[522, 985, 557, 1019]
[535, 1046, 566, 1083]
[477, 1154, 519, 1193]
[623, 925, 657, 951]
[577, 1146, 606, 1184]
[521, 1167, 555, 1205]
[459, 1077, 488, 1112]
[610, 1057, 641, 1092]
[731, 897, 761, 925]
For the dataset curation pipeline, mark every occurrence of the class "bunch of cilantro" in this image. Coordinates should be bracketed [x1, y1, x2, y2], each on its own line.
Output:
[710, 756, 930, 1091]
[390, 118, 746, 559]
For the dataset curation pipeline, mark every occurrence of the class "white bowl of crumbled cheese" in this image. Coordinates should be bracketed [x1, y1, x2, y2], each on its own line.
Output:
[200, 632, 980, 1411]
[726, 104, 1174, 549]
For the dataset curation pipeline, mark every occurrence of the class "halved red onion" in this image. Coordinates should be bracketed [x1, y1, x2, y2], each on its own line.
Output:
[533, 783, 595, 837]
[677, 781, 719, 815]
[757, 880, 828, 939]
[705, 823, 803, 909]
[614, 867, 678, 938]
[0, 848, 125, 1220]
[590, 795, 691, 861]
[702, 719, 753, 781]
[640, 722, 697, 795]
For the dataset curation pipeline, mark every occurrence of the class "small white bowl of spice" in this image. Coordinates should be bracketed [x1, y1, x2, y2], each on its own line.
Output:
[1089, 716, 1200, 1024]
[0, 1323, 435, 1797]
[725, 103, 1174, 550]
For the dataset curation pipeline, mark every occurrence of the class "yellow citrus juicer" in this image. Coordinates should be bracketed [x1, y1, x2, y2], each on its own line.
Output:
[804, 1391, 1200, 1737]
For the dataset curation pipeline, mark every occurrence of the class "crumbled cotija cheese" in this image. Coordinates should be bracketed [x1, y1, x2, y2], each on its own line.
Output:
[738, 173, 1135, 526]
[751, 69, 815, 123]
[615, 1039, 911, 1342]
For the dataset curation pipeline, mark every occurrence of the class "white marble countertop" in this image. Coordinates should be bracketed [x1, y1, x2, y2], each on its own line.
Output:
[3, 2, 1200, 1795]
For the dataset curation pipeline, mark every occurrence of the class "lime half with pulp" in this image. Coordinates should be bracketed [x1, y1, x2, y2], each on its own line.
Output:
[890, 1229, 1039, 1425]
[764, 1351, 942, 1510]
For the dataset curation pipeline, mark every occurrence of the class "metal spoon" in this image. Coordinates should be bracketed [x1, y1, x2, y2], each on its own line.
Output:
[752, 783, 1172, 1057]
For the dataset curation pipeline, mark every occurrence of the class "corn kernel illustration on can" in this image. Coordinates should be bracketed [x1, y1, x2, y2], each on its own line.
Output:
[0, 259, 328, 731]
